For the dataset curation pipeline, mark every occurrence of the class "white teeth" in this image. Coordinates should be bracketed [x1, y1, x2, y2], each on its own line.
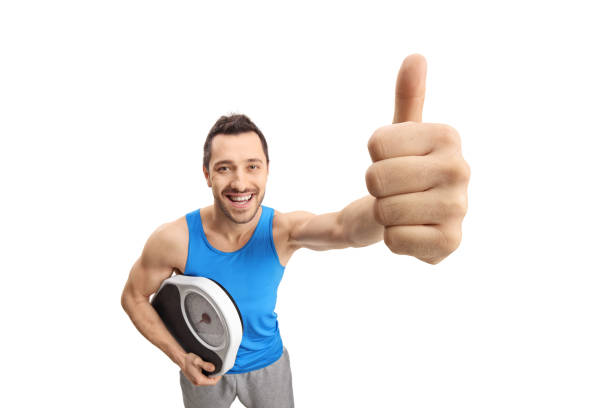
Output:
[228, 194, 252, 202]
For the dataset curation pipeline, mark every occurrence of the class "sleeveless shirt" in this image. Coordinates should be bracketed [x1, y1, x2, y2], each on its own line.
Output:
[183, 205, 286, 373]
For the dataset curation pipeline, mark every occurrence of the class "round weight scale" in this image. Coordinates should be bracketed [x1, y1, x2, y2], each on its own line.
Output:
[151, 274, 243, 376]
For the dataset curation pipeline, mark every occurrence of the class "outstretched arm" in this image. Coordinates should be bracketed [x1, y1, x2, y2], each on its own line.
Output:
[285, 195, 383, 252]
[287, 54, 470, 265]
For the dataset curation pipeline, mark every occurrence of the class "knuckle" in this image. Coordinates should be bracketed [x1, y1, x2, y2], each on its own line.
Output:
[365, 164, 384, 197]
[459, 192, 469, 215]
[441, 225, 462, 255]
[434, 124, 460, 147]
[450, 158, 471, 184]
[443, 195, 467, 219]
[440, 159, 467, 185]
[461, 161, 472, 183]
[433, 229, 449, 253]
[420, 255, 442, 265]
[367, 126, 388, 161]
[438, 161, 455, 184]
[455, 160, 470, 183]
[421, 228, 449, 263]
[445, 124, 460, 144]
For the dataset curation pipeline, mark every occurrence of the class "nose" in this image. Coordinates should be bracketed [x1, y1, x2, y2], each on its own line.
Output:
[229, 168, 249, 192]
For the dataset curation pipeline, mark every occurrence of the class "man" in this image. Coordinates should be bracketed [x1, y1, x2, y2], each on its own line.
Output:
[121, 54, 470, 407]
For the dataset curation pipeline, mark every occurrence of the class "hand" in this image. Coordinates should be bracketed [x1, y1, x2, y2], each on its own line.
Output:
[365, 54, 470, 264]
[180, 352, 222, 386]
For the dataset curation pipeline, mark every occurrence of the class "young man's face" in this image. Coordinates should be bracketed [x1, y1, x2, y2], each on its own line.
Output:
[204, 131, 269, 224]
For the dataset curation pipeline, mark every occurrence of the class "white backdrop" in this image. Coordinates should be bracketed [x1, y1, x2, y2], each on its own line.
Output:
[1, 1, 611, 407]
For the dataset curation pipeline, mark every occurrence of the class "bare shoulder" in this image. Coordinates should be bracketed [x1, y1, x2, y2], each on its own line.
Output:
[122, 214, 190, 301]
[273, 210, 317, 247]
[270, 210, 313, 266]
[144, 214, 189, 273]
[158, 215, 189, 273]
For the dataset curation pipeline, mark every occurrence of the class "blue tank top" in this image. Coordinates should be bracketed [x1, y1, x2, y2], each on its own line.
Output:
[183, 205, 286, 373]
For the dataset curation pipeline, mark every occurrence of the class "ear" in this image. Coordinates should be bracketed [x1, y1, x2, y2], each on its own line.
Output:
[203, 165, 212, 187]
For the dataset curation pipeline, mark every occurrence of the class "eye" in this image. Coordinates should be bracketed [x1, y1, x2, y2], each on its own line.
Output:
[249, 165, 259, 170]
[217, 166, 229, 172]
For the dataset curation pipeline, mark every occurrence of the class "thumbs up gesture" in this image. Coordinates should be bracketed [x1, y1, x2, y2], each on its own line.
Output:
[365, 54, 470, 264]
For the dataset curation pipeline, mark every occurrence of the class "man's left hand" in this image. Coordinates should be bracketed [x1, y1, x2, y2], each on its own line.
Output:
[365, 54, 471, 264]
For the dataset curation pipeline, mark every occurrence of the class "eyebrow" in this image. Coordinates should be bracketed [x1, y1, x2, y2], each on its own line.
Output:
[213, 158, 264, 167]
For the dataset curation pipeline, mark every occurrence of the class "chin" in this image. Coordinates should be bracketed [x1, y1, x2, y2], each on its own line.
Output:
[216, 192, 264, 224]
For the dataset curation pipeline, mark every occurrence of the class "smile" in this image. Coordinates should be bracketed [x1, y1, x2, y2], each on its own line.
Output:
[225, 193, 255, 208]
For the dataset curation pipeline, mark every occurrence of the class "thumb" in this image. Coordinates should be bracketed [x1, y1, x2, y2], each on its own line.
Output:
[393, 54, 427, 124]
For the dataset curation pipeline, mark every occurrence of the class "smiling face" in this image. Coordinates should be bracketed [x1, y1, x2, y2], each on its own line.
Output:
[203, 131, 269, 224]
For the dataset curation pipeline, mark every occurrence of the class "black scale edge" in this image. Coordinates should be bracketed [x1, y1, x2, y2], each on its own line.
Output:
[151, 284, 223, 376]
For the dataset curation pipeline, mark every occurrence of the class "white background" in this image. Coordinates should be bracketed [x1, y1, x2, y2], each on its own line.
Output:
[1, 1, 611, 407]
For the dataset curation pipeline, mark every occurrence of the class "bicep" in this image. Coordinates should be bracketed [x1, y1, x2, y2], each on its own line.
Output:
[122, 225, 181, 303]
[287, 210, 350, 251]
[125, 256, 173, 302]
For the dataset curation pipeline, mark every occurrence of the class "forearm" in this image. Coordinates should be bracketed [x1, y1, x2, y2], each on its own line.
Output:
[339, 195, 384, 248]
[121, 293, 186, 369]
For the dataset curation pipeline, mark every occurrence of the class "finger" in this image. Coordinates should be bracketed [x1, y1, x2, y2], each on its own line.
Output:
[365, 156, 446, 197]
[368, 122, 447, 162]
[194, 356, 215, 373]
[193, 373, 221, 386]
[383, 224, 460, 262]
[393, 54, 427, 124]
[374, 190, 465, 226]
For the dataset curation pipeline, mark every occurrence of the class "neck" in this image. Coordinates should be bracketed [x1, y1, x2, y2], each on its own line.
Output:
[208, 204, 262, 242]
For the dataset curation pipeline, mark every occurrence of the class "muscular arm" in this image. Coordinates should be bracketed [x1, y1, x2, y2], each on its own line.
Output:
[121, 221, 224, 386]
[120, 222, 188, 368]
[287, 195, 384, 251]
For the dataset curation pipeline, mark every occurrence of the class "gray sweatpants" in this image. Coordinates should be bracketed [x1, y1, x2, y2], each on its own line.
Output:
[179, 347, 295, 408]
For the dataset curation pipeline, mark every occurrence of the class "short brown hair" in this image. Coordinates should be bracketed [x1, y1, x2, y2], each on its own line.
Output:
[203, 113, 269, 172]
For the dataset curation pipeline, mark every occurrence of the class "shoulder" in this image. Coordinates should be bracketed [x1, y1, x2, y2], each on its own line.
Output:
[142, 213, 190, 271]
[272, 209, 317, 249]
[159, 214, 189, 245]
[269, 209, 317, 264]
[272, 208, 315, 231]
